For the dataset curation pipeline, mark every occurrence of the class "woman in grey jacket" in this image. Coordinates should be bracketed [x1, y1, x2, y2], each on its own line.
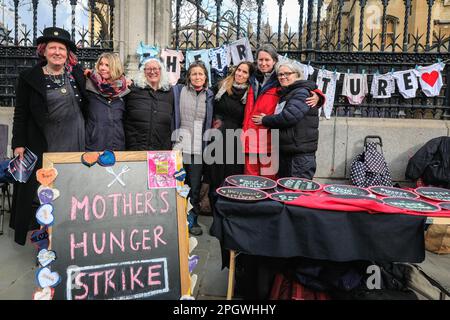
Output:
[172, 61, 214, 236]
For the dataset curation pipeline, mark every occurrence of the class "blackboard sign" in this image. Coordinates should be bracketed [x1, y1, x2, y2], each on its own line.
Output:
[369, 186, 419, 199]
[42, 152, 189, 300]
[415, 187, 450, 202]
[217, 186, 269, 202]
[270, 192, 309, 202]
[383, 197, 441, 212]
[438, 202, 450, 210]
[323, 184, 371, 197]
[277, 177, 322, 192]
[226, 175, 277, 190]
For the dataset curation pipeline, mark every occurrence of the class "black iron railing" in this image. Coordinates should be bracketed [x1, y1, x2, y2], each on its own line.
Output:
[171, 0, 450, 119]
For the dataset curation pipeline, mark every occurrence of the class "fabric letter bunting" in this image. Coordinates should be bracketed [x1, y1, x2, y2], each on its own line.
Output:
[160, 49, 184, 86]
[136, 42, 160, 68]
[185, 49, 212, 87]
[392, 70, 418, 99]
[342, 73, 368, 105]
[414, 62, 445, 97]
[370, 73, 396, 99]
[316, 69, 340, 119]
[229, 38, 254, 64]
[208, 45, 230, 78]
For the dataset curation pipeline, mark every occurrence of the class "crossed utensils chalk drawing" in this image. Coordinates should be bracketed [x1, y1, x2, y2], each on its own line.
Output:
[106, 165, 131, 188]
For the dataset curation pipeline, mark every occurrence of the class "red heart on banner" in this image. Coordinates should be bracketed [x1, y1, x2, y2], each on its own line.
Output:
[421, 71, 439, 87]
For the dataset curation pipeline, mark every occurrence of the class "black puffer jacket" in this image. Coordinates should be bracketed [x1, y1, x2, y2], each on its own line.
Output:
[262, 80, 319, 155]
[405, 136, 450, 187]
[85, 78, 129, 151]
[124, 84, 174, 151]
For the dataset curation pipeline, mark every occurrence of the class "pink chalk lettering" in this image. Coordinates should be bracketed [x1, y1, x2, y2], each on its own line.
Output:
[104, 269, 116, 295]
[121, 269, 126, 291]
[129, 229, 140, 251]
[135, 193, 144, 215]
[123, 193, 133, 216]
[154, 226, 167, 248]
[148, 264, 162, 286]
[89, 271, 103, 296]
[74, 273, 88, 300]
[92, 195, 106, 220]
[142, 229, 151, 250]
[130, 267, 144, 290]
[70, 232, 88, 260]
[92, 232, 106, 255]
[110, 230, 125, 254]
[145, 192, 156, 213]
[160, 191, 170, 213]
[70, 196, 90, 221]
[108, 194, 121, 217]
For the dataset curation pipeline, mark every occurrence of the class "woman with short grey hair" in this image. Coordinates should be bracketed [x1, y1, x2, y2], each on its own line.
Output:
[124, 58, 175, 151]
[275, 60, 305, 80]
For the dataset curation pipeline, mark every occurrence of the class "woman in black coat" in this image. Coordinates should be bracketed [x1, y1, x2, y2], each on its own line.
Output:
[11, 27, 88, 245]
[85, 52, 130, 151]
[124, 58, 174, 151]
[252, 60, 320, 179]
[207, 61, 255, 192]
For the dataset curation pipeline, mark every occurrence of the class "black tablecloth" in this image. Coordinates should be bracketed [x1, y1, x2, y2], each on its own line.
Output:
[211, 197, 426, 263]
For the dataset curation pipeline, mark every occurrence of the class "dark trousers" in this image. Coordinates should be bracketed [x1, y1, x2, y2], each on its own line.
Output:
[279, 153, 316, 179]
[184, 154, 203, 215]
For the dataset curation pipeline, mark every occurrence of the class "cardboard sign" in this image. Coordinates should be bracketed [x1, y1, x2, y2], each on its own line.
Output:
[323, 184, 371, 197]
[415, 187, 450, 202]
[41, 151, 189, 300]
[270, 192, 309, 202]
[277, 178, 322, 192]
[225, 175, 277, 190]
[383, 197, 440, 212]
[147, 151, 177, 189]
[217, 186, 269, 202]
[369, 186, 419, 199]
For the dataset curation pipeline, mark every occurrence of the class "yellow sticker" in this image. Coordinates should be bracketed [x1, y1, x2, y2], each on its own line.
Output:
[156, 161, 169, 174]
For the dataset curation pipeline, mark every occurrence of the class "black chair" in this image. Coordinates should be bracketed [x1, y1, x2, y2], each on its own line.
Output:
[0, 124, 11, 235]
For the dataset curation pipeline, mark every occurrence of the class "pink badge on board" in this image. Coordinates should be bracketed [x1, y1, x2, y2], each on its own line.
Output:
[147, 151, 177, 189]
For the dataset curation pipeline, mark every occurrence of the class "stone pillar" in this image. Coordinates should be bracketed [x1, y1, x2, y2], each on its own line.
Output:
[114, 0, 171, 76]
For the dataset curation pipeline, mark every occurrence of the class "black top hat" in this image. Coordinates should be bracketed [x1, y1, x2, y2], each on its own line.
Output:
[36, 27, 77, 52]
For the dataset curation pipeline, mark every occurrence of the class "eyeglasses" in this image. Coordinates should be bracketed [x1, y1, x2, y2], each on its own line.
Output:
[144, 67, 160, 73]
[277, 72, 296, 79]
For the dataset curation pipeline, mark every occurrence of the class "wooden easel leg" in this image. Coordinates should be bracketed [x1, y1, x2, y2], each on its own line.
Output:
[227, 250, 236, 300]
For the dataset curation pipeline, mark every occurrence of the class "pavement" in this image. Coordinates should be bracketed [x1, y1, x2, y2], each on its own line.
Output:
[0, 209, 230, 300]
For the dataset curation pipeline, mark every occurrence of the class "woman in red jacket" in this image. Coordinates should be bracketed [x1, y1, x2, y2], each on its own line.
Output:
[241, 44, 323, 178]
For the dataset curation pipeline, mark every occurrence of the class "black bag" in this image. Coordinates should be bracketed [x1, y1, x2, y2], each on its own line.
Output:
[350, 136, 393, 188]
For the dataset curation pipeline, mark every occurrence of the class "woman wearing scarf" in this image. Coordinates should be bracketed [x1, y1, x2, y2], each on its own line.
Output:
[11, 27, 88, 245]
[85, 53, 130, 151]
[207, 61, 255, 193]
